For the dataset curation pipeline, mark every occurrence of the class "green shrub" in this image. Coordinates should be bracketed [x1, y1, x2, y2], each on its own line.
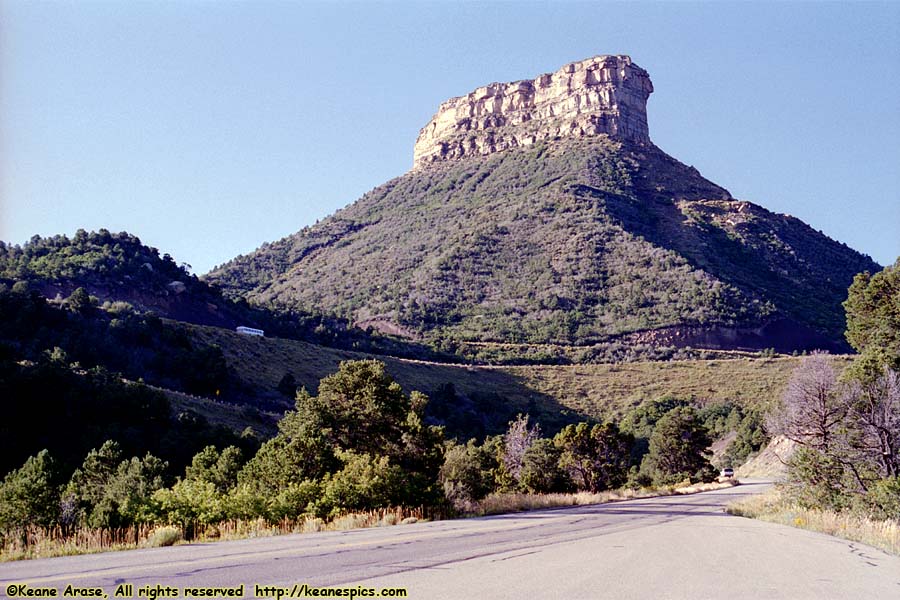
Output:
[554, 422, 632, 492]
[0, 450, 60, 530]
[863, 477, 900, 520]
[311, 451, 406, 518]
[153, 479, 225, 527]
[269, 481, 321, 521]
[783, 446, 853, 512]
[520, 439, 570, 494]
[440, 440, 497, 508]
[223, 484, 268, 521]
[640, 407, 716, 486]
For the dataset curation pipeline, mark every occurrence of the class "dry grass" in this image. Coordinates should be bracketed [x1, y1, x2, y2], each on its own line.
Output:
[474, 479, 740, 516]
[510, 357, 852, 421]
[0, 507, 431, 562]
[176, 507, 432, 543]
[727, 488, 900, 555]
[157, 385, 280, 437]
[735, 435, 796, 480]
[3, 480, 744, 562]
[2, 481, 743, 562]
[0, 524, 156, 561]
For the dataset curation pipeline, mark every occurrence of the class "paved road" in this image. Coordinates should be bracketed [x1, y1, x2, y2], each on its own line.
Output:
[2, 481, 898, 599]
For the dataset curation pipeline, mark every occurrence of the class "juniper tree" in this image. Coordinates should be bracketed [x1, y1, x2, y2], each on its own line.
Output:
[640, 407, 716, 486]
[555, 422, 632, 492]
[766, 352, 845, 454]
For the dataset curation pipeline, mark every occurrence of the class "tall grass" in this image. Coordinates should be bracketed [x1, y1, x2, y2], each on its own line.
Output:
[0, 524, 156, 561]
[727, 488, 900, 555]
[0, 506, 436, 562]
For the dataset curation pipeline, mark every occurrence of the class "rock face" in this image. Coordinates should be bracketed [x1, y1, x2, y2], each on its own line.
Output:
[413, 55, 653, 168]
[208, 54, 881, 355]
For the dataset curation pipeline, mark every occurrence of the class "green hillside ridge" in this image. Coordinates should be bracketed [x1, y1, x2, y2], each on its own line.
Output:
[0, 230, 447, 361]
[207, 137, 878, 353]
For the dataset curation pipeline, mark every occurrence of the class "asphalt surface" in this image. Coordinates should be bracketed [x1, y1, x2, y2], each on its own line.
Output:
[2, 480, 898, 599]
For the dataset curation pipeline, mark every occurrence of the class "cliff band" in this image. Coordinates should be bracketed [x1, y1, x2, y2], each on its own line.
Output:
[413, 55, 653, 168]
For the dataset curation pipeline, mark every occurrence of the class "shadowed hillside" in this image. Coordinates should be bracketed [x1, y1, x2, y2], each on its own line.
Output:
[184, 322, 852, 438]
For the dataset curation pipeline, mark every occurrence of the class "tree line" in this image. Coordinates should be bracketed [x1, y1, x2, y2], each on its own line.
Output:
[0, 359, 733, 540]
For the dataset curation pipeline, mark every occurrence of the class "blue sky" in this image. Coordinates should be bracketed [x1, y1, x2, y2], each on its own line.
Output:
[2, 1, 898, 274]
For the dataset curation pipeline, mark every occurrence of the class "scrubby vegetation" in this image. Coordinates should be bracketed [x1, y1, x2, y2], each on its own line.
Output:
[437, 393, 742, 512]
[208, 137, 877, 351]
[0, 348, 255, 487]
[0, 360, 448, 557]
[0, 282, 233, 398]
[187, 318, 839, 438]
[0, 224, 886, 560]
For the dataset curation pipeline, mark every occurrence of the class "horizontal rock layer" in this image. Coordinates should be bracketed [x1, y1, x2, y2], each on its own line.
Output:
[413, 55, 653, 168]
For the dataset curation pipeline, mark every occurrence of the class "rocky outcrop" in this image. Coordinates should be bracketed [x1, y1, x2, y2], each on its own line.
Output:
[736, 436, 795, 479]
[413, 55, 653, 168]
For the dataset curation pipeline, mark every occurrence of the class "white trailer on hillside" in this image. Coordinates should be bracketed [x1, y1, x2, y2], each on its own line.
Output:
[236, 326, 264, 337]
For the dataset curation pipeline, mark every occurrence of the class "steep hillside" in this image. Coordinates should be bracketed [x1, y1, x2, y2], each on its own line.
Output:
[208, 56, 877, 353]
[208, 57, 877, 353]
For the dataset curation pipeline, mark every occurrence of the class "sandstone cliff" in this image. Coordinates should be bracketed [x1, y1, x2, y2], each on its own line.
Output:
[413, 55, 653, 168]
[208, 54, 879, 356]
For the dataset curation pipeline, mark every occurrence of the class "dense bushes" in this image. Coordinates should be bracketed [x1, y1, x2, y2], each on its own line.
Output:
[0, 283, 231, 398]
[555, 422, 633, 492]
[843, 259, 900, 372]
[768, 356, 900, 519]
[0, 451, 59, 531]
[439, 402, 722, 510]
[439, 440, 499, 506]
[0, 360, 448, 539]
[63, 441, 168, 529]
[640, 407, 717, 485]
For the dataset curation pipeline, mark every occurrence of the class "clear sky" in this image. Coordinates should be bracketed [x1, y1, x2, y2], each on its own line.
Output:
[2, 1, 898, 274]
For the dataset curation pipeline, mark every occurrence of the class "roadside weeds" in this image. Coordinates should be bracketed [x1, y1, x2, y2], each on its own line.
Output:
[726, 488, 900, 556]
